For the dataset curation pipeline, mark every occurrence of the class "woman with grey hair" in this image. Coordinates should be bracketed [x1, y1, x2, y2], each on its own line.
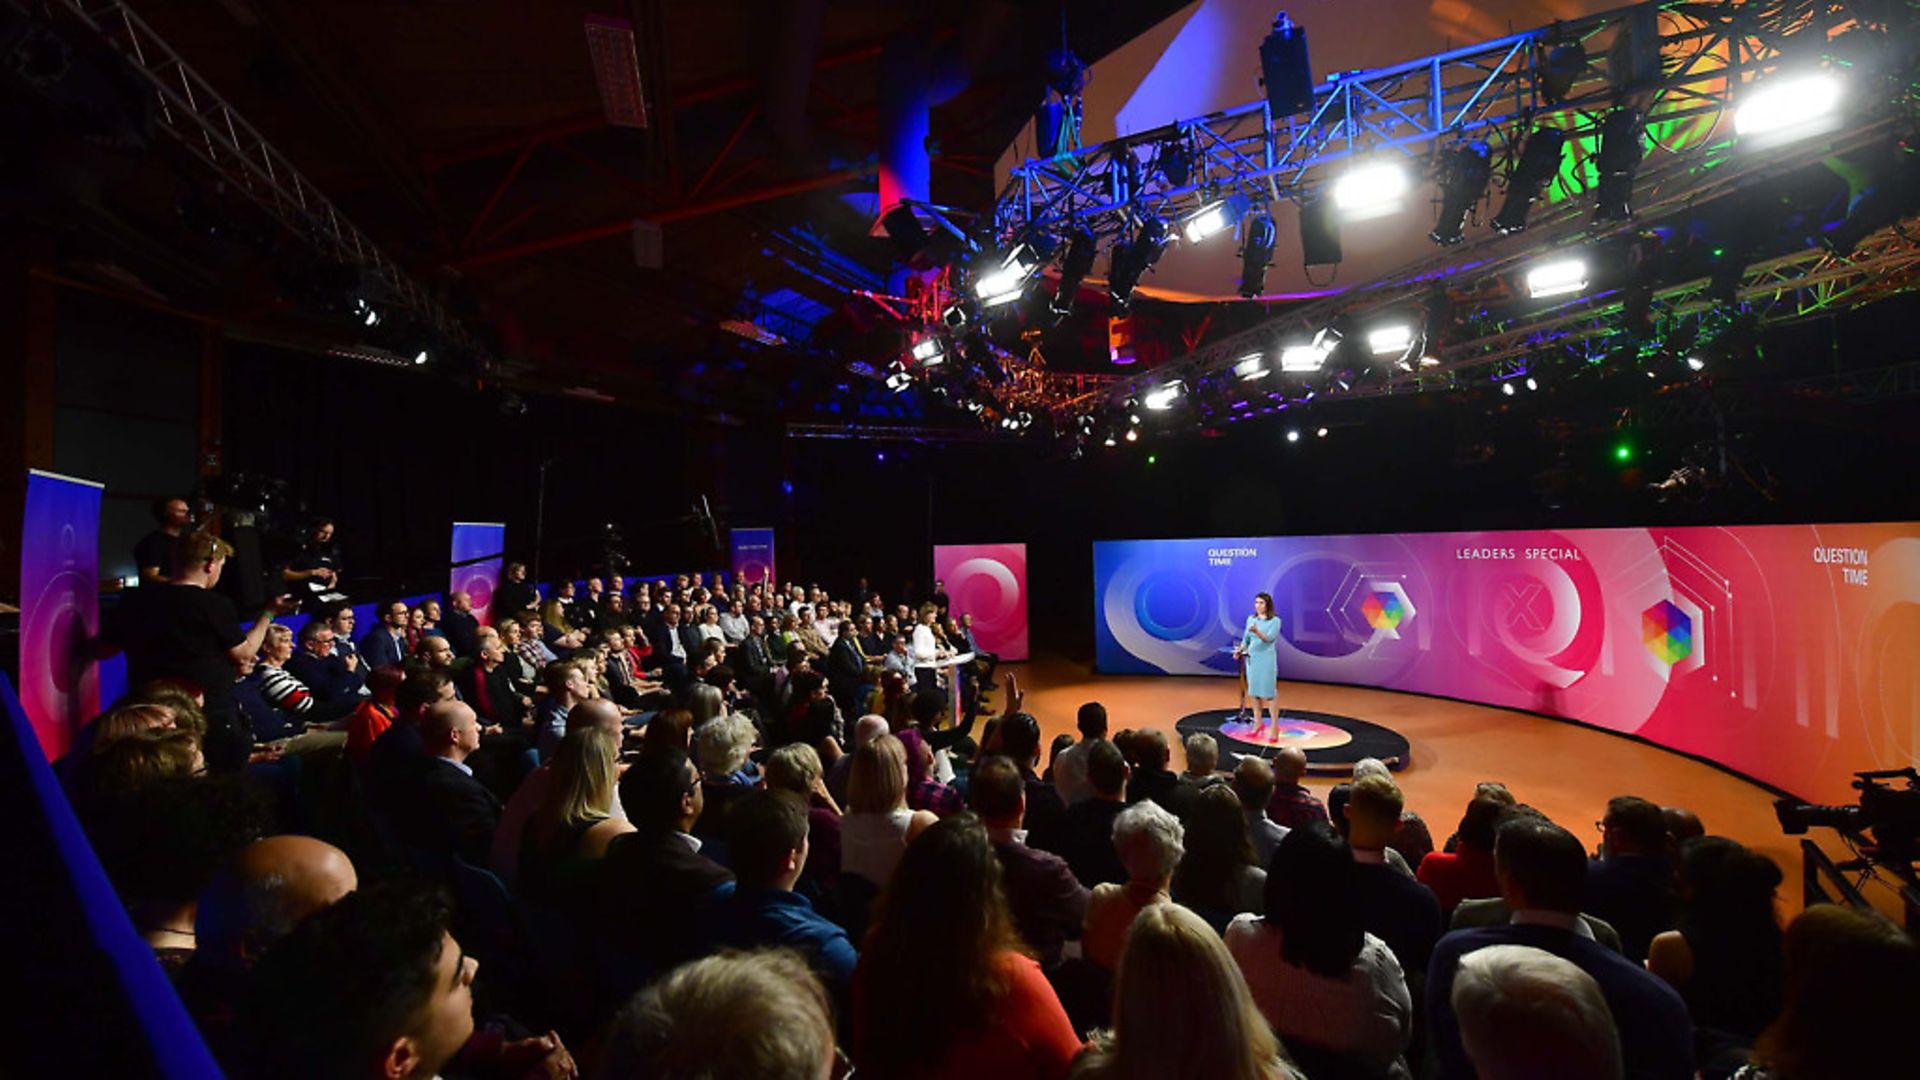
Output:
[1084, 800, 1185, 970]
[1451, 944, 1622, 1080]
[691, 713, 758, 844]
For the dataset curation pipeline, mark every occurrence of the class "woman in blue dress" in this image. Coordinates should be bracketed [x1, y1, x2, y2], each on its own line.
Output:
[1235, 592, 1282, 735]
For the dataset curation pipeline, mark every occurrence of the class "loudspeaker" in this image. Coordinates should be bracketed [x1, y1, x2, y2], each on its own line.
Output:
[1299, 198, 1341, 267]
[1258, 16, 1315, 119]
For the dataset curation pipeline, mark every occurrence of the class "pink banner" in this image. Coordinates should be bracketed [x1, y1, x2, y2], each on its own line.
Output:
[934, 543, 1029, 662]
[18, 470, 103, 759]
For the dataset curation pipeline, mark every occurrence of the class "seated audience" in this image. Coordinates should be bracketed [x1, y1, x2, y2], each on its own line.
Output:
[854, 813, 1083, 1080]
[343, 665, 405, 762]
[841, 732, 938, 890]
[285, 620, 365, 709]
[1586, 795, 1679, 963]
[1071, 902, 1301, 1080]
[1085, 799, 1184, 971]
[1052, 702, 1109, 806]
[1052, 737, 1132, 887]
[764, 742, 844, 897]
[1233, 757, 1291, 865]
[901, 725, 963, 817]
[406, 699, 500, 867]
[972, 754, 1089, 971]
[1427, 814, 1693, 1080]
[492, 697, 626, 884]
[455, 635, 527, 731]
[1180, 731, 1227, 790]
[997, 706, 1069, 849]
[1644, 837, 1784, 1067]
[691, 712, 759, 844]
[1451, 944, 1624, 1080]
[827, 712, 887, 807]
[1122, 728, 1190, 817]
[1263, 746, 1328, 830]
[1226, 821, 1415, 1079]
[441, 590, 481, 657]
[532, 659, 590, 763]
[1346, 774, 1444, 978]
[1449, 806, 1627, 953]
[518, 726, 634, 907]
[251, 624, 317, 723]
[1419, 782, 1514, 916]
[1738, 903, 1920, 1080]
[1171, 784, 1266, 933]
[358, 600, 412, 671]
[599, 949, 837, 1080]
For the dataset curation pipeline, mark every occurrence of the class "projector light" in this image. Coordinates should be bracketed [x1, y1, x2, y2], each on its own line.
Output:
[1526, 258, 1588, 299]
[1333, 161, 1410, 220]
[911, 337, 945, 364]
[1143, 383, 1183, 410]
[1367, 324, 1414, 357]
[1734, 74, 1842, 144]
[1234, 353, 1269, 380]
[1279, 343, 1327, 372]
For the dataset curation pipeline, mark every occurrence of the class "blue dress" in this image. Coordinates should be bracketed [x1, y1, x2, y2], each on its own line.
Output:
[1242, 615, 1281, 698]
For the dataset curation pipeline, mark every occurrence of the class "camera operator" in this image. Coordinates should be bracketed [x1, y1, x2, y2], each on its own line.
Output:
[284, 518, 346, 614]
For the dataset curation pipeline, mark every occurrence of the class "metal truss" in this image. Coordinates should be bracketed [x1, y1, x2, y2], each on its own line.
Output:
[1623, 359, 1920, 425]
[995, 0, 1777, 242]
[46, 0, 476, 348]
[785, 423, 1030, 445]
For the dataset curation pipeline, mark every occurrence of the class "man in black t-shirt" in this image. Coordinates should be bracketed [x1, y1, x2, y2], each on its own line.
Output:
[100, 531, 294, 770]
[133, 497, 193, 585]
[284, 519, 345, 615]
[492, 561, 538, 623]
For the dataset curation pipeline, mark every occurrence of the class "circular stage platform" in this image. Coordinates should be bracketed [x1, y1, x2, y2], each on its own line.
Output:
[1173, 708, 1411, 776]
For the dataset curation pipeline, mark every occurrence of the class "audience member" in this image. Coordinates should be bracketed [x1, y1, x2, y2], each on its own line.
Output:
[1345, 774, 1445, 980]
[1052, 702, 1109, 805]
[1123, 728, 1190, 816]
[518, 726, 633, 907]
[456, 635, 526, 731]
[533, 660, 590, 763]
[1085, 799, 1184, 971]
[1180, 732, 1227, 789]
[441, 591, 481, 657]
[971, 754, 1089, 970]
[1644, 837, 1783, 1064]
[1427, 814, 1693, 1080]
[493, 561, 539, 622]
[827, 712, 887, 807]
[596, 746, 735, 988]
[1586, 795, 1679, 962]
[599, 949, 836, 1080]
[1232, 757, 1291, 865]
[1451, 944, 1624, 1080]
[1740, 903, 1920, 1080]
[691, 713, 759, 844]
[1263, 747, 1328, 830]
[1052, 737, 1132, 887]
[491, 698, 626, 885]
[841, 732, 937, 889]
[854, 814, 1083, 1080]
[1227, 820, 1415, 1079]
[343, 665, 405, 761]
[1171, 784, 1266, 933]
[1419, 783, 1513, 916]
[998, 706, 1069, 850]
[134, 496, 192, 585]
[408, 699, 500, 866]
[286, 620, 365, 708]
[765, 741, 843, 897]
[1071, 902, 1300, 1080]
[358, 599, 412, 670]
[900, 725, 963, 817]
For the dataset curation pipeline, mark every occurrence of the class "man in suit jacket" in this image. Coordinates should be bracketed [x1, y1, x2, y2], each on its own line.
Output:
[285, 621, 365, 709]
[1428, 815, 1693, 1080]
[1450, 896, 1624, 953]
[971, 755, 1087, 969]
[826, 622, 867, 719]
[441, 591, 481, 659]
[597, 747, 736, 998]
[1585, 796, 1677, 963]
[406, 700, 501, 867]
[358, 598, 412, 670]
[454, 636, 525, 730]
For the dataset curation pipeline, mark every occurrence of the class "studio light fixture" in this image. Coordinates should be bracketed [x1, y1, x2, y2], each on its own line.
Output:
[911, 336, 945, 364]
[1182, 193, 1252, 243]
[1430, 140, 1492, 245]
[1538, 38, 1587, 104]
[412, 349, 430, 366]
[1592, 108, 1645, 222]
[1279, 342, 1328, 372]
[1367, 324, 1415, 358]
[1285, 428, 1301, 443]
[1501, 380, 1517, 396]
[1734, 72, 1842, 145]
[1238, 210, 1277, 297]
[1525, 256, 1588, 299]
[1125, 428, 1139, 442]
[974, 243, 1039, 305]
[1525, 376, 1539, 390]
[1235, 352, 1269, 380]
[354, 297, 382, 327]
[1493, 127, 1569, 234]
[1108, 217, 1170, 314]
[1143, 382, 1184, 410]
[1051, 227, 1098, 318]
[1316, 427, 1329, 438]
[1685, 355, 1706, 371]
[1333, 160, 1411, 220]
[884, 361, 913, 393]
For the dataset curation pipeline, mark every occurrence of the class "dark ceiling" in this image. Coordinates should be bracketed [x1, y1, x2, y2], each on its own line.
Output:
[6, 0, 1193, 417]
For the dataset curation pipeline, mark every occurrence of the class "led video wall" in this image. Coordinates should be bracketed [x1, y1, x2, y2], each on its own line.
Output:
[1093, 524, 1920, 801]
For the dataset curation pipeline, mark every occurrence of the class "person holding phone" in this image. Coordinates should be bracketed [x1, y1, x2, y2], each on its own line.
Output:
[1231, 592, 1282, 738]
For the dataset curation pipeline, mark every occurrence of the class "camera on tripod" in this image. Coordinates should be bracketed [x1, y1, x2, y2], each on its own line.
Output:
[1775, 768, 1920, 867]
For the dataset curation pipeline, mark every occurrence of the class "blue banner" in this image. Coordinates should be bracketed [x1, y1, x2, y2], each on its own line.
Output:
[450, 522, 506, 626]
[18, 469, 104, 759]
[731, 527, 776, 587]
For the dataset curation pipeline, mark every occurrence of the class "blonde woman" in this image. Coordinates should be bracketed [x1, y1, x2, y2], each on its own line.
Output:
[519, 726, 634, 905]
[840, 732, 937, 889]
[1072, 903, 1302, 1080]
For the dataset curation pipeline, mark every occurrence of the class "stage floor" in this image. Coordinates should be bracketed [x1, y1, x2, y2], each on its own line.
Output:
[1001, 654, 1815, 913]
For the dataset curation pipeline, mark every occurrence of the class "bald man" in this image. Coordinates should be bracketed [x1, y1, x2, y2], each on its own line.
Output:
[492, 697, 630, 882]
[1264, 745, 1330, 830]
[410, 700, 501, 865]
[182, 836, 359, 1066]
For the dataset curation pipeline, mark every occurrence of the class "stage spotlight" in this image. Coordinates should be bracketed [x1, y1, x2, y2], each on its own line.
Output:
[1279, 342, 1327, 372]
[1501, 381, 1517, 396]
[1108, 217, 1169, 314]
[1367, 324, 1415, 358]
[1525, 376, 1539, 390]
[1238, 210, 1277, 297]
[1333, 160, 1411, 220]
[974, 243, 1039, 305]
[1125, 428, 1139, 442]
[1685, 356, 1705, 372]
[911, 336, 946, 365]
[1285, 428, 1301, 443]
[1158, 137, 1194, 188]
[1316, 427, 1329, 438]
[1525, 256, 1588, 299]
[412, 349, 430, 366]
[885, 361, 913, 393]
[942, 302, 970, 329]
[1734, 72, 1842, 146]
[1051, 227, 1098, 318]
[1430, 140, 1492, 245]
[1493, 127, 1569, 234]
[1182, 193, 1251, 244]
[1103, 434, 1117, 447]
[1538, 39, 1587, 104]
[1592, 108, 1645, 222]
[1144, 382, 1184, 410]
[354, 297, 382, 327]
[1235, 352, 1269, 380]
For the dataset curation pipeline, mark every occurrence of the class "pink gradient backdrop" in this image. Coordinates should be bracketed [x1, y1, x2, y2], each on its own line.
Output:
[935, 543, 1029, 662]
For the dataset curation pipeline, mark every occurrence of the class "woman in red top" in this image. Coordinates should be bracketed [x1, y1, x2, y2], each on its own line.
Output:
[854, 813, 1083, 1080]
[1414, 783, 1513, 916]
